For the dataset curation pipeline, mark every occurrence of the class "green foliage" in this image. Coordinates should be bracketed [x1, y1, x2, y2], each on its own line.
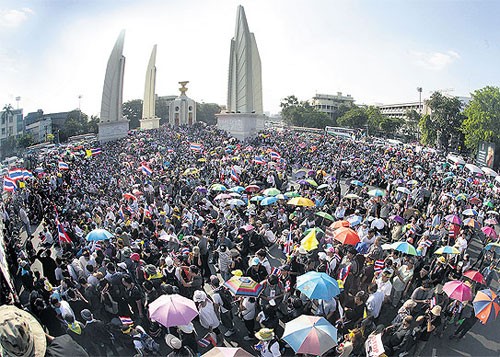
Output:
[123, 99, 143, 129]
[337, 107, 368, 128]
[197, 103, 221, 125]
[419, 114, 437, 146]
[402, 109, 421, 140]
[0, 136, 17, 158]
[17, 133, 35, 148]
[156, 98, 169, 125]
[462, 86, 500, 152]
[280, 95, 330, 128]
[87, 115, 99, 134]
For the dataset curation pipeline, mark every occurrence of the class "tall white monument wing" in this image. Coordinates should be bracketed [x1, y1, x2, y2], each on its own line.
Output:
[142, 45, 157, 119]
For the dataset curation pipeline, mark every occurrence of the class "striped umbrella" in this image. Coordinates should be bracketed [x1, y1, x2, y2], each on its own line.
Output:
[473, 289, 500, 324]
[282, 315, 338, 356]
[434, 245, 460, 255]
[224, 276, 263, 297]
[386, 241, 418, 256]
[462, 208, 479, 216]
[463, 218, 481, 229]
[262, 188, 281, 196]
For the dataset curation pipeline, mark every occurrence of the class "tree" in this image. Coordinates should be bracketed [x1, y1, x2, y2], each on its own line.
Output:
[123, 99, 143, 129]
[17, 133, 35, 148]
[196, 103, 222, 125]
[280, 96, 330, 128]
[337, 107, 368, 128]
[402, 109, 421, 140]
[2, 104, 14, 123]
[462, 86, 500, 152]
[58, 110, 89, 142]
[280, 95, 299, 110]
[87, 115, 99, 134]
[419, 114, 437, 146]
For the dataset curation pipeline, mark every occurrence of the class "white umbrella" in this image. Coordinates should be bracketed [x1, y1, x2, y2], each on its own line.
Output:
[396, 187, 411, 194]
[447, 154, 466, 165]
[481, 167, 498, 177]
[371, 218, 386, 230]
[465, 164, 484, 175]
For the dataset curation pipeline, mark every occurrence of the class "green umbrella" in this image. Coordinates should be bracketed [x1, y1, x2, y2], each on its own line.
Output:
[484, 201, 494, 208]
[285, 191, 301, 198]
[304, 227, 325, 235]
[262, 188, 281, 196]
[306, 179, 318, 187]
[315, 211, 335, 221]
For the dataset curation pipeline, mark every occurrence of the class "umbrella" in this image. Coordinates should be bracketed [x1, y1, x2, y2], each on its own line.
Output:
[297, 179, 309, 185]
[210, 184, 227, 191]
[227, 199, 246, 206]
[469, 197, 481, 205]
[371, 218, 386, 230]
[241, 224, 254, 231]
[202, 347, 253, 357]
[396, 187, 411, 194]
[484, 200, 495, 208]
[406, 179, 419, 186]
[462, 209, 478, 216]
[473, 289, 500, 324]
[487, 210, 499, 216]
[282, 315, 338, 356]
[484, 218, 498, 225]
[122, 193, 137, 200]
[389, 215, 405, 224]
[443, 280, 473, 302]
[350, 180, 364, 187]
[196, 186, 208, 193]
[465, 163, 484, 175]
[86, 229, 113, 241]
[463, 218, 481, 229]
[482, 227, 498, 239]
[250, 196, 265, 202]
[215, 193, 232, 200]
[315, 211, 335, 221]
[228, 192, 241, 198]
[149, 294, 198, 327]
[368, 189, 386, 197]
[434, 246, 460, 255]
[463, 270, 486, 284]
[306, 179, 318, 187]
[262, 188, 281, 196]
[285, 191, 301, 198]
[386, 241, 418, 256]
[317, 184, 329, 190]
[260, 197, 278, 206]
[287, 197, 315, 207]
[304, 227, 325, 235]
[484, 242, 500, 253]
[275, 194, 287, 200]
[346, 215, 363, 227]
[330, 220, 350, 229]
[158, 234, 180, 244]
[344, 193, 361, 199]
[392, 178, 405, 185]
[481, 167, 498, 177]
[332, 227, 360, 245]
[245, 185, 261, 193]
[296, 271, 340, 300]
[455, 193, 468, 201]
[444, 214, 462, 225]
[182, 167, 199, 176]
[228, 186, 245, 193]
[224, 276, 263, 297]
[443, 176, 454, 183]
[295, 169, 308, 178]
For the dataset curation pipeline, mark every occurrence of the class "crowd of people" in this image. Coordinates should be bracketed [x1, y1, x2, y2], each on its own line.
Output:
[0, 123, 498, 357]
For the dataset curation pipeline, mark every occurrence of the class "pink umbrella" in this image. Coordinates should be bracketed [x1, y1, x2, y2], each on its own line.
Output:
[215, 193, 232, 200]
[241, 224, 254, 231]
[482, 226, 498, 239]
[443, 280, 473, 302]
[445, 214, 462, 225]
[149, 294, 198, 327]
[463, 270, 486, 284]
[202, 347, 253, 357]
[484, 218, 498, 225]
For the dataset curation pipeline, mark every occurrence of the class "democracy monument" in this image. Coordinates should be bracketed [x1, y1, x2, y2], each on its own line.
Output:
[140, 45, 160, 130]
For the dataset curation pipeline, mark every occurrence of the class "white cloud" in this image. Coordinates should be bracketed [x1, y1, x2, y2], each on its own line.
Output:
[0, 8, 34, 28]
[411, 50, 460, 71]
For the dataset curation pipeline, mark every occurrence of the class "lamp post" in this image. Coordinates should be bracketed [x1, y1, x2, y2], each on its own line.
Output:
[417, 87, 423, 141]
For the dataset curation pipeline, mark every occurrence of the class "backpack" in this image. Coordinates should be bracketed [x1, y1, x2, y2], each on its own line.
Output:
[217, 287, 233, 310]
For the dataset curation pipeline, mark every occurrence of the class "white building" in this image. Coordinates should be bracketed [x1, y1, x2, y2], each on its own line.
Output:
[311, 93, 355, 120]
[0, 108, 23, 141]
[377, 101, 426, 119]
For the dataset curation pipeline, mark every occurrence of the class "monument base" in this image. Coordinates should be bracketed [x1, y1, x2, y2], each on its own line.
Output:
[140, 117, 160, 130]
[216, 113, 266, 141]
[98, 120, 129, 143]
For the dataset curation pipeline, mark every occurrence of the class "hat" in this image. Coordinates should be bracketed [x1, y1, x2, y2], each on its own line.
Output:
[402, 299, 417, 309]
[250, 257, 261, 266]
[192, 246, 200, 255]
[193, 290, 207, 303]
[298, 246, 308, 255]
[117, 262, 127, 270]
[130, 253, 140, 262]
[122, 247, 132, 258]
[44, 280, 53, 292]
[145, 264, 157, 276]
[255, 328, 275, 341]
[0, 305, 47, 357]
[437, 256, 446, 264]
[81, 309, 93, 322]
[231, 269, 243, 276]
[318, 252, 327, 261]
[178, 323, 194, 334]
[431, 305, 442, 316]
[165, 257, 174, 267]
[165, 334, 182, 350]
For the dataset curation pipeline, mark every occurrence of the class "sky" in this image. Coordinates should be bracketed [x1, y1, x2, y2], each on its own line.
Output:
[2, 0, 500, 117]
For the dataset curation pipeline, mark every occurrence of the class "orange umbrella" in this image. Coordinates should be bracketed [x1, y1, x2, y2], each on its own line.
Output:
[330, 220, 350, 229]
[332, 227, 360, 245]
[122, 193, 137, 200]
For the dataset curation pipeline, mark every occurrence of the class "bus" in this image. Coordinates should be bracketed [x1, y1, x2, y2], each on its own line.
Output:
[324, 126, 356, 139]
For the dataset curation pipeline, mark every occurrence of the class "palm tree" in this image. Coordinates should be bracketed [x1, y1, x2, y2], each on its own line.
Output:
[2, 104, 14, 125]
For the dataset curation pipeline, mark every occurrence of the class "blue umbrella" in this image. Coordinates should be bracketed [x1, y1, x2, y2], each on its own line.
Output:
[86, 229, 113, 241]
[296, 271, 340, 300]
[463, 209, 479, 216]
[250, 195, 265, 202]
[260, 197, 278, 206]
[228, 186, 245, 193]
[282, 315, 338, 355]
[350, 180, 364, 187]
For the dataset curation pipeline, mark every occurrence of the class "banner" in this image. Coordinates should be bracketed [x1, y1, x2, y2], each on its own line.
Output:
[477, 141, 495, 168]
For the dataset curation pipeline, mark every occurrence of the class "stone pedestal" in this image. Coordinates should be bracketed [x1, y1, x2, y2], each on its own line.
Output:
[98, 120, 129, 142]
[216, 113, 266, 141]
[140, 117, 160, 130]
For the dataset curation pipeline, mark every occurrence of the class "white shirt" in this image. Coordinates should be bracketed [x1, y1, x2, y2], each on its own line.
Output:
[198, 300, 220, 329]
[241, 297, 256, 320]
[367, 291, 384, 318]
[376, 277, 392, 298]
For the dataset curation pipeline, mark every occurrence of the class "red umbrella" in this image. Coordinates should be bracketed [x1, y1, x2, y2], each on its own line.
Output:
[463, 270, 486, 284]
[443, 280, 473, 302]
[482, 226, 498, 239]
[330, 220, 350, 229]
[332, 227, 360, 245]
[469, 197, 481, 205]
[122, 193, 137, 200]
[244, 185, 260, 193]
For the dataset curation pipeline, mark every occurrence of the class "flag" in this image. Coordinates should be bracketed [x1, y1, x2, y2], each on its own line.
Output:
[22, 170, 34, 180]
[58, 161, 69, 170]
[253, 156, 266, 165]
[3, 176, 17, 192]
[333, 253, 342, 264]
[374, 260, 385, 272]
[271, 267, 281, 276]
[300, 230, 319, 251]
[421, 239, 432, 248]
[190, 142, 203, 152]
[448, 229, 455, 239]
[269, 150, 281, 160]
[118, 208, 125, 221]
[91, 148, 102, 155]
[180, 247, 190, 255]
[429, 296, 437, 308]
[283, 229, 293, 256]
[230, 166, 240, 182]
[119, 316, 134, 325]
[56, 218, 71, 243]
[338, 265, 351, 282]
[140, 164, 152, 176]
[198, 333, 217, 348]
[8, 168, 24, 181]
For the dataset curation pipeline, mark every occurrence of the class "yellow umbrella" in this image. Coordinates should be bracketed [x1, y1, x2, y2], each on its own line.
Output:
[183, 168, 199, 176]
[287, 197, 315, 207]
[197, 158, 207, 162]
[301, 230, 319, 251]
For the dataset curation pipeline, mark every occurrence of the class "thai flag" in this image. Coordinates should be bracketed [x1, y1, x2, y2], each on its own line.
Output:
[91, 148, 102, 156]
[283, 229, 293, 256]
[230, 167, 240, 182]
[143, 205, 152, 217]
[119, 316, 134, 325]
[254, 156, 266, 165]
[140, 164, 152, 176]
[374, 260, 385, 272]
[58, 161, 69, 170]
[269, 150, 281, 160]
[22, 170, 34, 180]
[3, 176, 17, 192]
[8, 168, 24, 181]
[56, 218, 71, 243]
[271, 267, 281, 276]
[181, 247, 190, 255]
[198, 334, 217, 348]
[421, 239, 432, 248]
[429, 296, 437, 308]
[333, 253, 342, 264]
[338, 265, 351, 282]
[197, 338, 210, 348]
[448, 229, 455, 239]
[190, 142, 203, 152]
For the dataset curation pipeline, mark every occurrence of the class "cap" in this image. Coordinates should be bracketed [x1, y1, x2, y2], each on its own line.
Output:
[80, 309, 93, 321]
[193, 290, 207, 303]
[178, 323, 194, 334]
[130, 252, 140, 262]
[250, 257, 261, 266]
[165, 334, 182, 350]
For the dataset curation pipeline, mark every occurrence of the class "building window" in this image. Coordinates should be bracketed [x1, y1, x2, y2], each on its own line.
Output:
[188, 106, 193, 111]
[175, 106, 180, 112]
[1, 129, 4, 135]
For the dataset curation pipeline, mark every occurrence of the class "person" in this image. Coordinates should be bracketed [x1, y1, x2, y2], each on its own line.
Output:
[247, 257, 268, 283]
[376, 270, 393, 303]
[240, 296, 257, 340]
[193, 290, 222, 344]
[165, 333, 195, 357]
[383, 315, 413, 356]
[210, 275, 237, 337]
[80, 309, 118, 356]
[391, 259, 414, 307]
[413, 305, 442, 357]
[449, 302, 478, 340]
[254, 328, 281, 357]
[366, 282, 384, 320]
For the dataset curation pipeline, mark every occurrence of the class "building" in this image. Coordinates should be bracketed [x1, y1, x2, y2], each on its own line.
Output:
[140, 45, 160, 130]
[0, 108, 24, 141]
[311, 93, 355, 120]
[377, 101, 426, 119]
[24, 110, 71, 143]
[168, 81, 197, 126]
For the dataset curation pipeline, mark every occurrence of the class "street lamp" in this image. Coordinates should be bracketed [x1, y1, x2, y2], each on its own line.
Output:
[417, 87, 422, 114]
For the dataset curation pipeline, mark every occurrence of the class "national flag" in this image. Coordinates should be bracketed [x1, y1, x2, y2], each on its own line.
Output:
[338, 265, 351, 282]
[448, 229, 455, 239]
[180, 247, 190, 255]
[3, 176, 17, 192]
[140, 164, 152, 176]
[8, 168, 24, 181]
[283, 229, 293, 256]
[190, 142, 203, 152]
[271, 267, 281, 276]
[230, 166, 240, 182]
[374, 260, 385, 272]
[269, 150, 281, 160]
[253, 156, 266, 165]
[421, 239, 432, 248]
[143, 205, 152, 218]
[119, 316, 134, 326]
[333, 253, 342, 264]
[55, 218, 71, 243]
[284, 279, 291, 292]
[198, 333, 217, 348]
[58, 161, 69, 170]
[91, 148, 102, 155]
[429, 296, 437, 308]
[22, 170, 34, 180]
